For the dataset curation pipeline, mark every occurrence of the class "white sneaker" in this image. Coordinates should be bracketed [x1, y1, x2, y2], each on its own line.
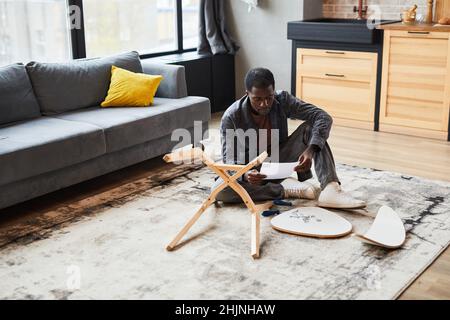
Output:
[318, 182, 366, 209]
[281, 177, 319, 200]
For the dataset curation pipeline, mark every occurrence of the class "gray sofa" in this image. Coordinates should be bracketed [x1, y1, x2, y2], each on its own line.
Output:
[0, 51, 211, 210]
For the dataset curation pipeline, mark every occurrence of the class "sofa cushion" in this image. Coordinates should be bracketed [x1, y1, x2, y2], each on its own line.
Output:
[25, 51, 143, 115]
[141, 61, 187, 99]
[100, 66, 163, 107]
[0, 117, 106, 186]
[50, 96, 211, 153]
[0, 63, 41, 125]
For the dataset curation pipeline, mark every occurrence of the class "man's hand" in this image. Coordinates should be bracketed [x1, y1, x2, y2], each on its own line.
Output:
[294, 145, 317, 173]
[244, 169, 267, 185]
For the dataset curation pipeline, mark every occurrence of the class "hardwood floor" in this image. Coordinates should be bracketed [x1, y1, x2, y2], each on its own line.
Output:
[0, 112, 448, 299]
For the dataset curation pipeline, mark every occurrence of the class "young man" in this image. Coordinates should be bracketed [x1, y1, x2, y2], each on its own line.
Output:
[211, 67, 365, 209]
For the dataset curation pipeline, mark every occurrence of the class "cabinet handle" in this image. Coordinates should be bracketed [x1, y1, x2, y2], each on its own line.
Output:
[325, 51, 345, 55]
[325, 73, 345, 78]
[407, 31, 430, 35]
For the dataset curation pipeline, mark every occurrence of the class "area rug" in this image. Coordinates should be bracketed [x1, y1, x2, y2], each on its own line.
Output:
[0, 163, 449, 300]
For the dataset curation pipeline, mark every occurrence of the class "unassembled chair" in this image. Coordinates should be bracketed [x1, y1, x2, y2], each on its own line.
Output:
[163, 146, 273, 258]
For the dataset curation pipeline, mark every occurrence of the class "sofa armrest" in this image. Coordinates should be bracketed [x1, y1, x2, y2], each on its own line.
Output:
[141, 60, 188, 99]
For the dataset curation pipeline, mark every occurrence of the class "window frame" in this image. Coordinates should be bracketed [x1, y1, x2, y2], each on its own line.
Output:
[68, 0, 197, 60]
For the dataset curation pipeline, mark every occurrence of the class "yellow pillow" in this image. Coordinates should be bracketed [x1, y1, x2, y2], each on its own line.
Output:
[101, 65, 163, 107]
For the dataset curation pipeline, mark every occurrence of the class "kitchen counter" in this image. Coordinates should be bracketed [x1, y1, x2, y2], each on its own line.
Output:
[377, 22, 450, 32]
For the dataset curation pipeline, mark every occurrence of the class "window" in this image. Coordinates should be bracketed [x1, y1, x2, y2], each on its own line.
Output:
[0, 0, 198, 66]
[0, 0, 72, 66]
[182, 0, 199, 50]
[83, 0, 177, 58]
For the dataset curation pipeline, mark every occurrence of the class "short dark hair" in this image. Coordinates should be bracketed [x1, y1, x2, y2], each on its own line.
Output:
[244, 68, 275, 91]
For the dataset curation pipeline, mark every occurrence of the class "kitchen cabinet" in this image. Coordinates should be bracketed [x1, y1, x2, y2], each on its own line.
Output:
[379, 30, 450, 140]
[288, 19, 387, 131]
[296, 48, 378, 129]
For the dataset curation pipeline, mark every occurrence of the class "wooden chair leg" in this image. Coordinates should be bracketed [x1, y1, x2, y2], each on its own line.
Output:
[224, 181, 270, 259]
[251, 211, 260, 259]
[166, 196, 215, 251]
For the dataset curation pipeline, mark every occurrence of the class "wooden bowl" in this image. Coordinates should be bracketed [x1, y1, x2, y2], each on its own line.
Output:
[438, 17, 450, 25]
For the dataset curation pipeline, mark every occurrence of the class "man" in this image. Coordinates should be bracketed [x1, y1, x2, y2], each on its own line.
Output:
[211, 67, 365, 209]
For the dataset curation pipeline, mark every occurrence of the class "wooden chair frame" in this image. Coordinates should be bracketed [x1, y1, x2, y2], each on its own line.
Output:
[163, 146, 272, 258]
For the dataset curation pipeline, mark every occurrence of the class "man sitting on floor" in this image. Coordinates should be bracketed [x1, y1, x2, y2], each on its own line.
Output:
[211, 67, 366, 209]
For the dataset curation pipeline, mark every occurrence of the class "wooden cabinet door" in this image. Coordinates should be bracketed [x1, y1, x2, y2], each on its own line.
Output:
[435, 0, 450, 21]
[379, 31, 450, 140]
[296, 48, 378, 130]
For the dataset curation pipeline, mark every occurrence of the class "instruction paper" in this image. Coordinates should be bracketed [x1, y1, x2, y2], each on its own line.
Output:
[260, 162, 298, 180]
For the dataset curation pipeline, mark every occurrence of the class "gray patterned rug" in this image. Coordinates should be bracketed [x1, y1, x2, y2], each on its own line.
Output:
[0, 163, 449, 300]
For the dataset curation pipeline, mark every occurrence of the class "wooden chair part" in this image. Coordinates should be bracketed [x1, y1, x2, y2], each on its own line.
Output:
[163, 146, 271, 258]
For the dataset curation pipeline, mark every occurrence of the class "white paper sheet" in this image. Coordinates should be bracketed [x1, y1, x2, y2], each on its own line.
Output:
[260, 162, 298, 180]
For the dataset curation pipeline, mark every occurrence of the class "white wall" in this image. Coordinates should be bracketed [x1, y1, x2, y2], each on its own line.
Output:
[226, 0, 321, 98]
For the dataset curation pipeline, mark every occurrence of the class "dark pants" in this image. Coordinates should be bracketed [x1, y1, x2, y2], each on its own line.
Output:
[211, 122, 340, 203]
